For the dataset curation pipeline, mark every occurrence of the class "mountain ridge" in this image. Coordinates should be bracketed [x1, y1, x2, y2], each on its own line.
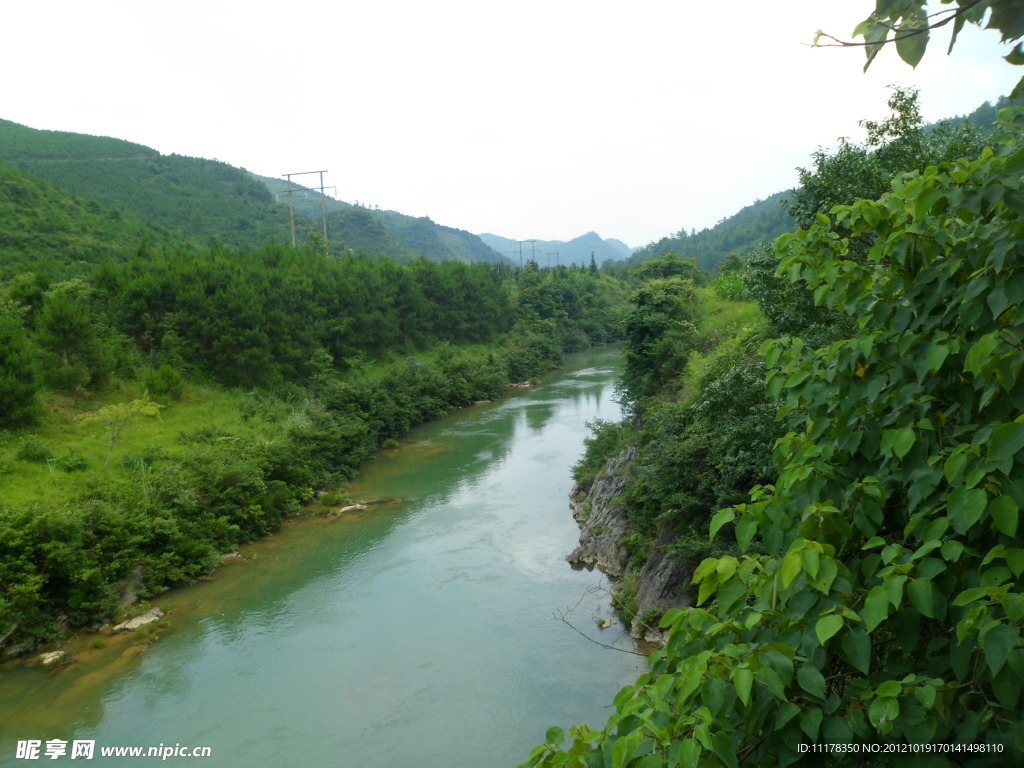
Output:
[476, 231, 634, 268]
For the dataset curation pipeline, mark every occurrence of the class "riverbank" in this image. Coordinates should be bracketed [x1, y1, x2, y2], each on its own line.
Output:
[0, 333, 622, 660]
[0, 348, 642, 768]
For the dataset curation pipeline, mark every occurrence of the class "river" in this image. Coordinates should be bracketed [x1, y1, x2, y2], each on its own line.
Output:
[0, 348, 643, 767]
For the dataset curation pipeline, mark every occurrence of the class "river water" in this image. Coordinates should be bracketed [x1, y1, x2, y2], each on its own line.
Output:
[0, 348, 643, 767]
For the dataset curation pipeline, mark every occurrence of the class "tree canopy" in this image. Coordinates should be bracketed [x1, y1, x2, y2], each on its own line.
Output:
[522, 4, 1024, 766]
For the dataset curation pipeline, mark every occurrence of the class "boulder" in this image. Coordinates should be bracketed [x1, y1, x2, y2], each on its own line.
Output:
[336, 503, 368, 514]
[113, 607, 165, 632]
[39, 650, 69, 668]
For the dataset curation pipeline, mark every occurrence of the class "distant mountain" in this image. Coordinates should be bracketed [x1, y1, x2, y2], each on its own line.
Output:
[476, 231, 633, 268]
[628, 190, 795, 271]
[932, 94, 1017, 136]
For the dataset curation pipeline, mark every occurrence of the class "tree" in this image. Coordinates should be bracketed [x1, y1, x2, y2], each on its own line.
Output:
[784, 87, 987, 235]
[719, 252, 745, 274]
[621, 277, 701, 404]
[0, 301, 40, 427]
[521, 6, 1024, 767]
[816, 0, 1024, 99]
[79, 393, 164, 471]
[632, 252, 704, 285]
[35, 279, 113, 391]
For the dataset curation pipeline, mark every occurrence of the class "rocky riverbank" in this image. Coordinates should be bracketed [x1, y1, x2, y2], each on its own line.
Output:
[566, 447, 691, 646]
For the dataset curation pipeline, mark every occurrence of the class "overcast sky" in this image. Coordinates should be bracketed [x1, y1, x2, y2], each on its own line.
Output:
[2, 1, 1018, 247]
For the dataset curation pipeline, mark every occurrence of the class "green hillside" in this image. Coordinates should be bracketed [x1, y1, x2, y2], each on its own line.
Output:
[0, 161, 181, 281]
[628, 95, 1011, 274]
[0, 119, 303, 250]
[255, 174, 507, 263]
[628, 189, 795, 272]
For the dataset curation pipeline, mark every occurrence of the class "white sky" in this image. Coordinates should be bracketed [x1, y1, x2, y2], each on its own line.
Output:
[1, 1, 1019, 247]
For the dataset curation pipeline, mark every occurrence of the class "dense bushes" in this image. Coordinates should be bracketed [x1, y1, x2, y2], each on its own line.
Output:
[0, 331, 605, 643]
[522, 99, 1024, 768]
[0, 243, 629, 648]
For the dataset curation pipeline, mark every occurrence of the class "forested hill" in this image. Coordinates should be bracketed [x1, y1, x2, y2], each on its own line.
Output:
[0, 118, 507, 264]
[628, 189, 795, 272]
[255, 174, 508, 264]
[627, 96, 1012, 274]
[477, 231, 633, 268]
[0, 161, 183, 280]
[0, 118, 294, 251]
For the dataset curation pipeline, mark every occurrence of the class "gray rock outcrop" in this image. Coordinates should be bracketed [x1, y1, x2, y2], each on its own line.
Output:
[566, 447, 636, 577]
[630, 523, 692, 644]
[566, 445, 691, 646]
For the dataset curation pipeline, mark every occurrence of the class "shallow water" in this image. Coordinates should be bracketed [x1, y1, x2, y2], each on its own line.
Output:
[0, 348, 643, 767]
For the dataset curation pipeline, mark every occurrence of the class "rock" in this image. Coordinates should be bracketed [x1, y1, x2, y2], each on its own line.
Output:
[113, 607, 165, 632]
[566, 447, 636, 577]
[565, 446, 691, 648]
[2, 639, 37, 660]
[39, 650, 69, 668]
[336, 503, 368, 514]
[221, 551, 242, 561]
[628, 523, 692, 645]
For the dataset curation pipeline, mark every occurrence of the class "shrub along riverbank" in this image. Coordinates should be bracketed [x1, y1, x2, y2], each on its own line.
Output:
[0, 245, 630, 655]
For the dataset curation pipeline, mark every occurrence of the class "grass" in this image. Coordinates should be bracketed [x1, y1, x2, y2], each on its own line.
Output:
[694, 286, 763, 338]
[0, 338, 521, 511]
[0, 380, 267, 509]
[669, 288, 767, 406]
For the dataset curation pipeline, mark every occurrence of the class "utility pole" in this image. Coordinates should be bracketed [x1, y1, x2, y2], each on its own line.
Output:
[283, 170, 330, 249]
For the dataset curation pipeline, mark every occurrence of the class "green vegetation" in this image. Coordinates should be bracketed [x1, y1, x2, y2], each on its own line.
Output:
[524, 4, 1024, 764]
[256, 174, 509, 264]
[0, 162, 181, 281]
[0, 179, 629, 649]
[629, 190, 796, 273]
[0, 120, 292, 252]
[0, 116, 631, 658]
[1, 119, 510, 264]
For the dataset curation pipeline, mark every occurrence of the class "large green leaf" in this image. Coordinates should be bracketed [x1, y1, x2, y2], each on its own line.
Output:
[988, 421, 1024, 473]
[981, 624, 1020, 676]
[815, 614, 844, 645]
[797, 665, 827, 700]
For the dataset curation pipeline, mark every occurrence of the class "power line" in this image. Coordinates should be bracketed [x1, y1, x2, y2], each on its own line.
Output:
[283, 170, 329, 249]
